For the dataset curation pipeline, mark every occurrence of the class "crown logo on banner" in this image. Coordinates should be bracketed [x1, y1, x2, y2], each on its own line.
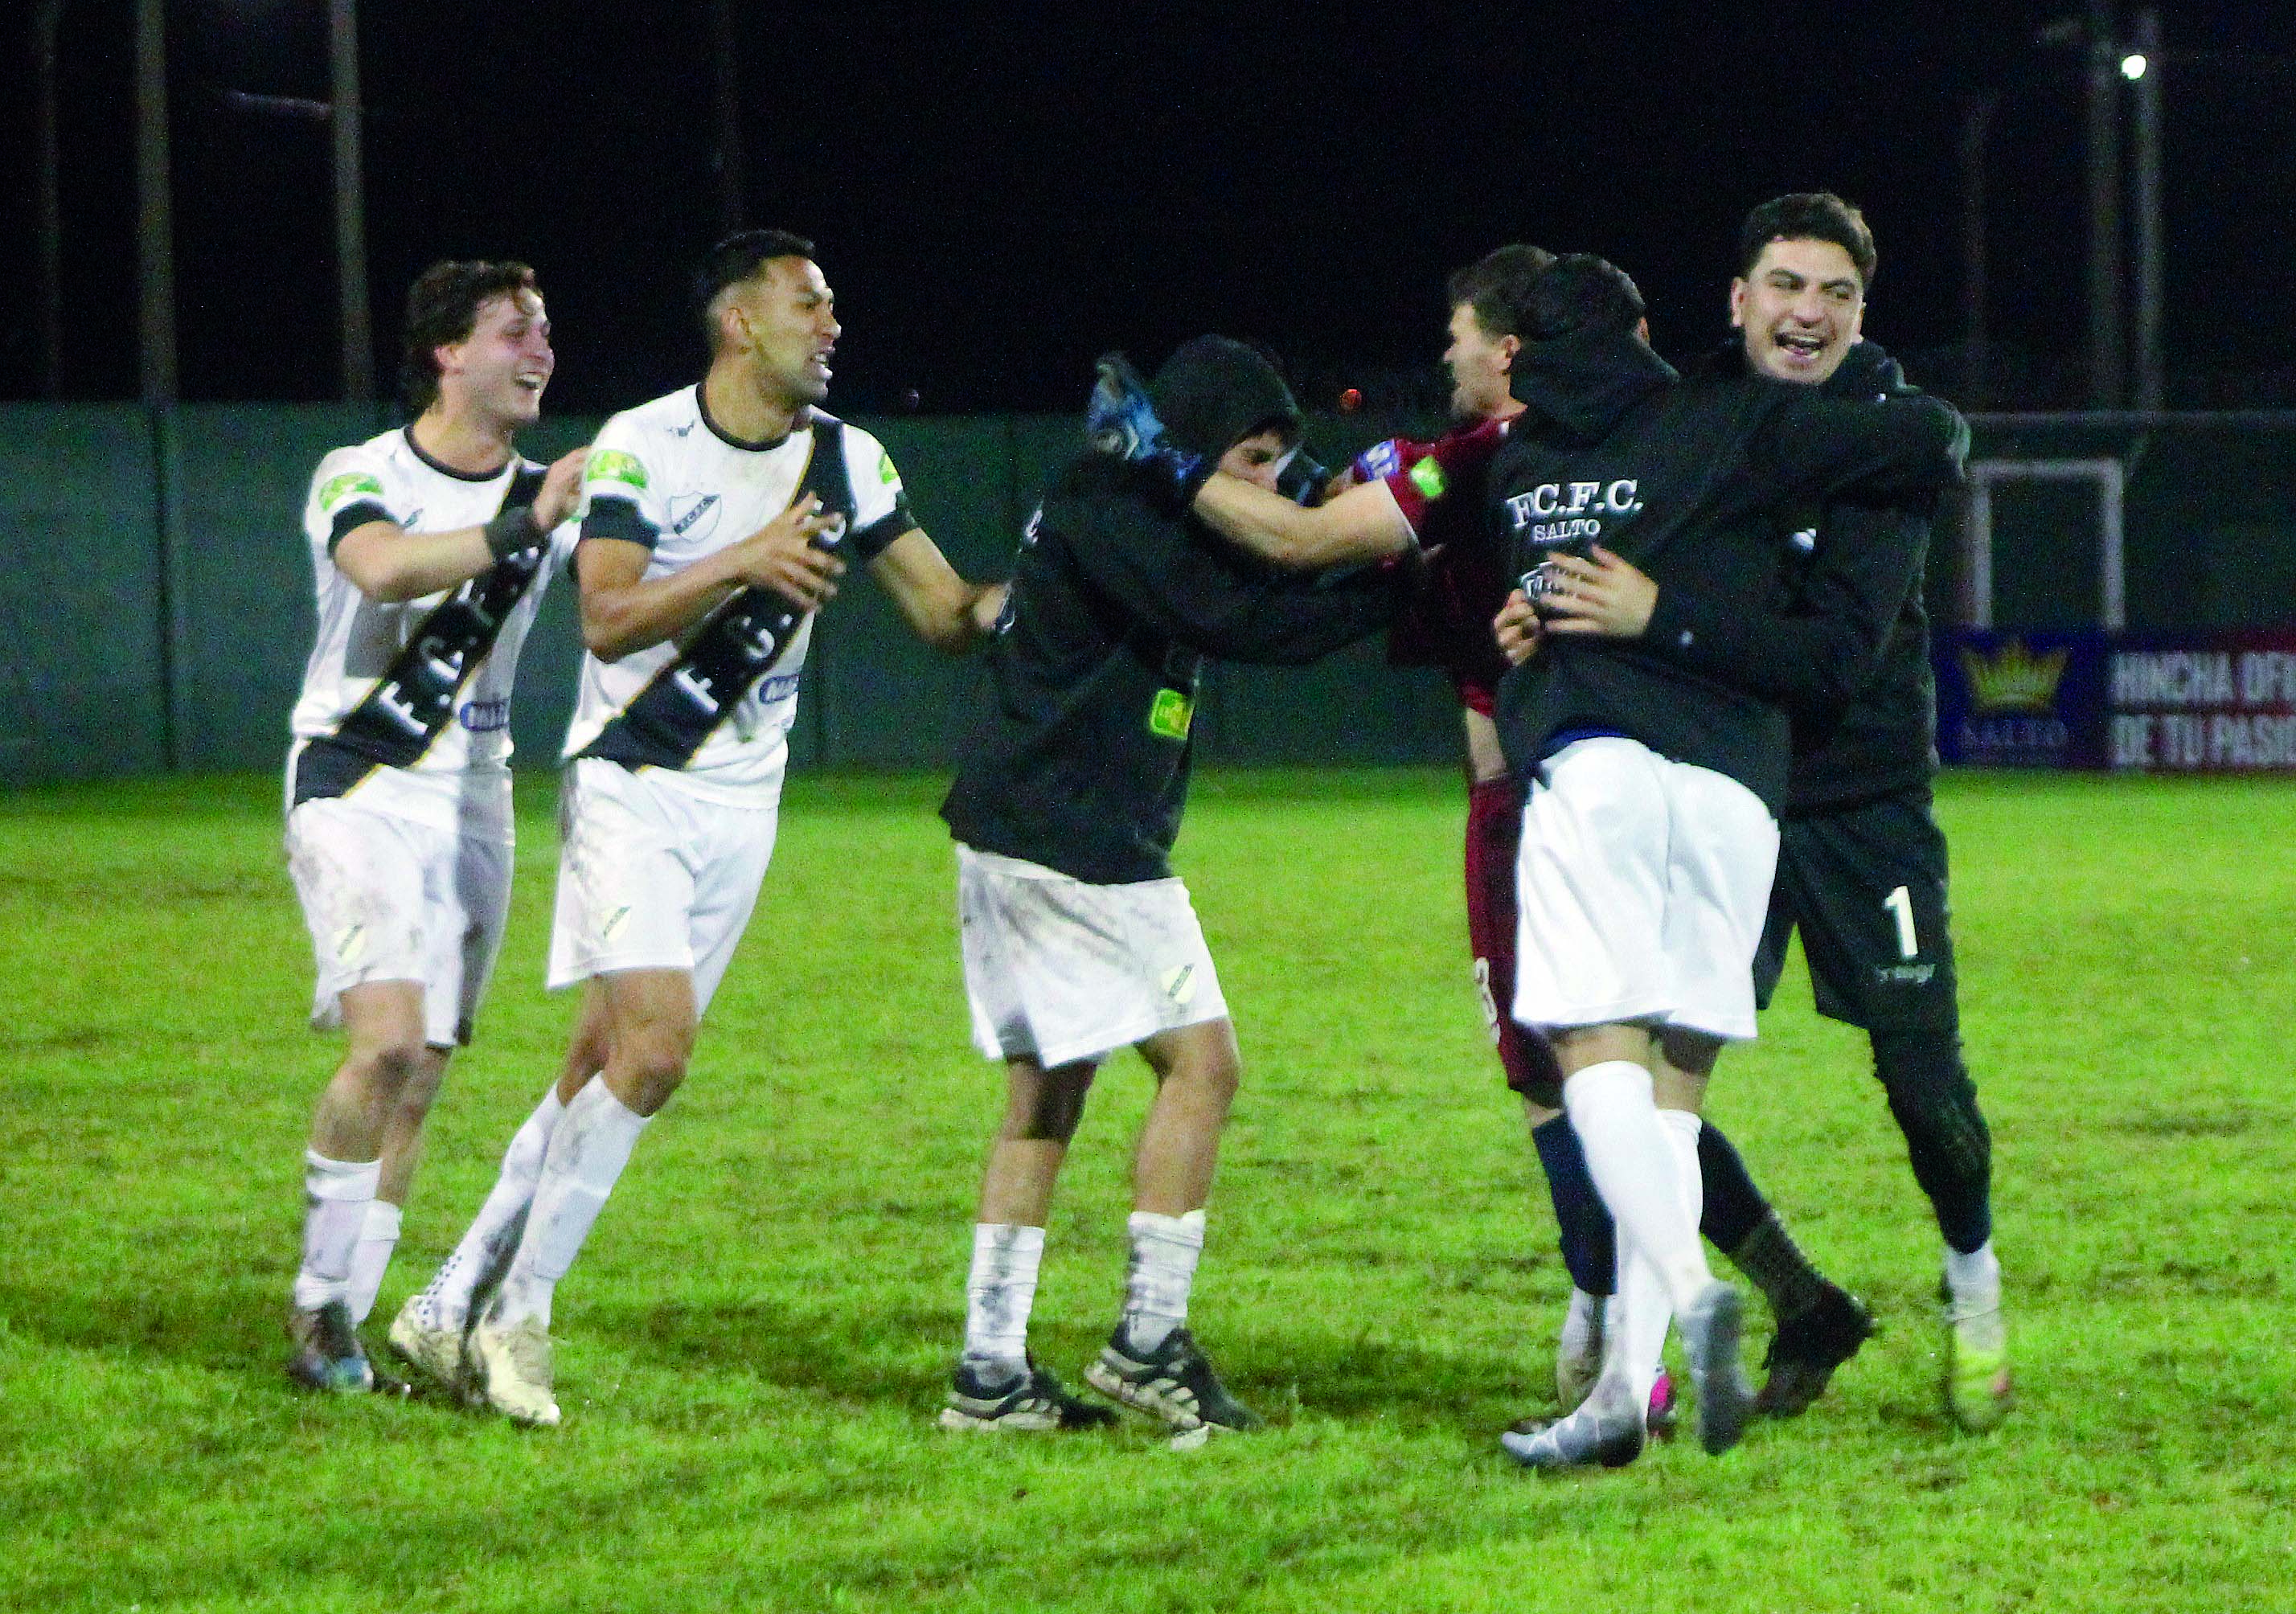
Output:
[1961, 641, 2069, 714]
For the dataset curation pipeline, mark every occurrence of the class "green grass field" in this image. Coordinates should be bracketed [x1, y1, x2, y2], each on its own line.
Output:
[2, 768, 2290, 1613]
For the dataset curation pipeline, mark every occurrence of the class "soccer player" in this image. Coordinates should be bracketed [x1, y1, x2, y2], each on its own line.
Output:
[1480, 253, 1962, 1467]
[1122, 248, 1868, 1423]
[1519, 195, 2010, 1431]
[936, 337, 1400, 1441]
[283, 260, 586, 1392]
[390, 230, 1005, 1426]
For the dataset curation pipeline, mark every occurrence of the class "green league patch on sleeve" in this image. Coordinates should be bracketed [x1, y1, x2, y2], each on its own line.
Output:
[586, 449, 650, 490]
[319, 470, 385, 511]
[878, 450, 901, 486]
[1408, 456, 1447, 501]
[1148, 688, 1194, 742]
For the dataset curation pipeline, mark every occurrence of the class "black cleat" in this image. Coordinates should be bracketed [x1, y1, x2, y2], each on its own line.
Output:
[1084, 1325, 1262, 1443]
[1755, 1282, 1877, 1418]
[285, 1299, 375, 1395]
[938, 1356, 1117, 1432]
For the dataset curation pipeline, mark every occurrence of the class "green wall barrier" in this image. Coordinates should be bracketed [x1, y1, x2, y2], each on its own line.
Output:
[6, 403, 2290, 785]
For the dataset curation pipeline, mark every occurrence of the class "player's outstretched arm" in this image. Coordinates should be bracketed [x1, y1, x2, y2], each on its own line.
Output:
[577, 493, 843, 662]
[334, 446, 587, 604]
[1191, 473, 1416, 570]
[867, 528, 1007, 654]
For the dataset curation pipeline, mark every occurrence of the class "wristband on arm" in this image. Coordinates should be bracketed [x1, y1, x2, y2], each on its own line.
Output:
[483, 505, 543, 561]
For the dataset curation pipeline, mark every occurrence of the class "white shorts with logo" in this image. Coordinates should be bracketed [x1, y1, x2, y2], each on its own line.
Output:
[956, 845, 1229, 1068]
[285, 785, 514, 1049]
[1511, 736, 1780, 1043]
[547, 757, 778, 1014]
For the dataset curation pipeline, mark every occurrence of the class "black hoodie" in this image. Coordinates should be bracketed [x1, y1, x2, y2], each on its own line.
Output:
[941, 342, 1397, 883]
[1489, 321, 1963, 812]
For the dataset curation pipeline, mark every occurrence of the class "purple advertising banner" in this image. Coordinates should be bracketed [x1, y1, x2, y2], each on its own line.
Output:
[1936, 630, 2296, 773]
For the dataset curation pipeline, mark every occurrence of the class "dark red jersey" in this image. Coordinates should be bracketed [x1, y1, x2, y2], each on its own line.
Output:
[1365, 414, 1515, 715]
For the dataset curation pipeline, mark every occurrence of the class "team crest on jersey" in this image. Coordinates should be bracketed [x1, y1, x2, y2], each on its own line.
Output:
[667, 494, 722, 539]
[320, 470, 384, 510]
[587, 449, 649, 490]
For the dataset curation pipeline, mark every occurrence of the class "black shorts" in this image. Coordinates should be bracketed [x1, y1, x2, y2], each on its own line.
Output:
[1753, 789, 1960, 1034]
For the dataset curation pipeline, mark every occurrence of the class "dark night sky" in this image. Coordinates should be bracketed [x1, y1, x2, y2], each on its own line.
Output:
[9, 1, 2296, 413]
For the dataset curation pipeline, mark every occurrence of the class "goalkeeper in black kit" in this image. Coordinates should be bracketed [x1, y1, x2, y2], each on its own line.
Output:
[935, 337, 1400, 1443]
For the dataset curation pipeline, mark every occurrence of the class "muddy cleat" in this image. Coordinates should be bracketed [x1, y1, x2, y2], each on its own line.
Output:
[1755, 1283, 1876, 1418]
[1502, 1376, 1646, 1471]
[1084, 1325, 1262, 1437]
[285, 1299, 375, 1395]
[938, 1357, 1118, 1433]
[469, 1311, 560, 1428]
[387, 1294, 474, 1400]
[1942, 1287, 2013, 1432]
[1679, 1281, 1754, 1456]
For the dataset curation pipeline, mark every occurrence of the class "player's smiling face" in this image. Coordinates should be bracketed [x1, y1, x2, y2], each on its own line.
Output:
[1732, 237, 1864, 385]
[441, 289, 553, 426]
[1445, 302, 1518, 420]
[731, 257, 841, 408]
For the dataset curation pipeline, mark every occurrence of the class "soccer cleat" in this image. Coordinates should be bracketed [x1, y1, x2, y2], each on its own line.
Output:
[1754, 1282, 1877, 1418]
[387, 1293, 474, 1400]
[1084, 1325, 1262, 1438]
[937, 1357, 1119, 1433]
[285, 1299, 375, 1395]
[1679, 1281, 1755, 1456]
[1645, 1366, 1679, 1440]
[1501, 1377, 1646, 1471]
[469, 1311, 560, 1428]
[1941, 1285, 2014, 1432]
[1085, 354, 1165, 460]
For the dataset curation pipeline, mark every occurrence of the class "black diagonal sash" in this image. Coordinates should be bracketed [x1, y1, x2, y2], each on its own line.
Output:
[295, 467, 551, 805]
[578, 422, 856, 771]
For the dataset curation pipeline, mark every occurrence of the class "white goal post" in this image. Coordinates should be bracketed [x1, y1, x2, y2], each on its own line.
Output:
[1962, 458, 2126, 630]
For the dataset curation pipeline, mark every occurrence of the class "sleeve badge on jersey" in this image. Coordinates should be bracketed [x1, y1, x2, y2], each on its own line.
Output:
[878, 450, 902, 486]
[1408, 457, 1447, 500]
[586, 449, 650, 490]
[319, 470, 385, 510]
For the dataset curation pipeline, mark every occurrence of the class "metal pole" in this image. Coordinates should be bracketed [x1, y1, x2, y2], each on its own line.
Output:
[330, 0, 373, 400]
[134, 0, 177, 403]
[1961, 93, 1996, 408]
[34, 1, 67, 398]
[2085, 0, 2124, 408]
[711, 0, 745, 233]
[2131, 8, 2164, 411]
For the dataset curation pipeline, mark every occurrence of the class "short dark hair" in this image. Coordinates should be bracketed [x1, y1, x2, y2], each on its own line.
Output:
[694, 228, 818, 345]
[1736, 192, 1876, 288]
[1526, 253, 1646, 342]
[1446, 244, 1556, 340]
[400, 260, 539, 412]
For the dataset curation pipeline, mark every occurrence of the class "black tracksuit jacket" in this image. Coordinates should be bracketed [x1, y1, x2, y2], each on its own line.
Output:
[1489, 323, 1966, 813]
[941, 454, 1399, 884]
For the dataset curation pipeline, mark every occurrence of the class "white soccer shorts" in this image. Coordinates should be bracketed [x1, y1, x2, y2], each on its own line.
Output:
[285, 794, 513, 1048]
[955, 845, 1230, 1069]
[546, 757, 778, 1014]
[1511, 736, 1780, 1043]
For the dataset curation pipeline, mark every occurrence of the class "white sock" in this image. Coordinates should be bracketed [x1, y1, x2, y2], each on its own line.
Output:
[420, 1084, 570, 1328]
[1609, 1108, 1706, 1405]
[491, 1082, 648, 1331]
[1562, 1062, 1712, 1312]
[1944, 1240, 2005, 1350]
[1120, 1209, 1207, 1352]
[962, 1223, 1046, 1370]
[346, 1199, 404, 1326]
[293, 1151, 381, 1311]
[1559, 1286, 1605, 1367]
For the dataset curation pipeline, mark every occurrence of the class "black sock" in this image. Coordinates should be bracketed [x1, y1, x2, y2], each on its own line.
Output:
[1531, 1116, 1616, 1297]
[1695, 1121, 1770, 1251]
[1870, 1023, 1994, 1253]
[1726, 1212, 1831, 1326]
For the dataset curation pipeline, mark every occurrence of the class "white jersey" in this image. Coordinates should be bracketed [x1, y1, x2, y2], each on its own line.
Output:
[560, 386, 916, 805]
[289, 427, 576, 832]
